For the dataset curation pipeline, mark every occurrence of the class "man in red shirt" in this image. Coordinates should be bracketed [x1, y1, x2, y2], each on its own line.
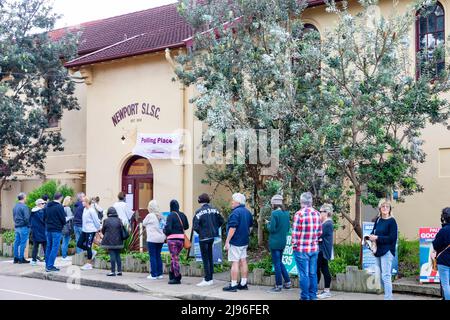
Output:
[292, 192, 322, 300]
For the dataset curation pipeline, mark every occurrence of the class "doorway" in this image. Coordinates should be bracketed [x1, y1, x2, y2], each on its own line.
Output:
[122, 156, 154, 222]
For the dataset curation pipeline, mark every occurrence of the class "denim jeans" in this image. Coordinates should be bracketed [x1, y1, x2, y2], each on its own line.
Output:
[61, 234, 71, 258]
[74, 225, 83, 254]
[374, 250, 394, 300]
[438, 264, 450, 300]
[147, 242, 164, 277]
[109, 249, 122, 273]
[294, 251, 319, 300]
[200, 239, 214, 282]
[45, 231, 62, 269]
[271, 249, 290, 287]
[14, 226, 30, 260]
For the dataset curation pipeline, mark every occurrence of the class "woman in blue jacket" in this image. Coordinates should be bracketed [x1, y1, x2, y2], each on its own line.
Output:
[30, 199, 47, 266]
[432, 208, 450, 300]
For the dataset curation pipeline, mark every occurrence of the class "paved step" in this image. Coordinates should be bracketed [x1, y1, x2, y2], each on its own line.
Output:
[393, 277, 441, 297]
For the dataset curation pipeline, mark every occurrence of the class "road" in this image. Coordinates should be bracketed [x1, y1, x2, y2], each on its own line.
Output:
[0, 275, 169, 300]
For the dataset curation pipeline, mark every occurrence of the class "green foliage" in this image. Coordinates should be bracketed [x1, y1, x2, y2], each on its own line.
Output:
[329, 244, 361, 277]
[398, 237, 420, 278]
[26, 180, 74, 209]
[1, 230, 15, 245]
[68, 238, 76, 249]
[129, 251, 149, 264]
[0, 0, 80, 188]
[248, 253, 273, 276]
[121, 224, 141, 254]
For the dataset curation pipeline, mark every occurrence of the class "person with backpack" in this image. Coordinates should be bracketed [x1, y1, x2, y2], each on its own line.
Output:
[163, 199, 189, 285]
[43, 193, 67, 272]
[266, 195, 291, 293]
[193, 193, 225, 287]
[432, 207, 450, 300]
[101, 207, 124, 276]
[143, 200, 166, 280]
[30, 199, 47, 266]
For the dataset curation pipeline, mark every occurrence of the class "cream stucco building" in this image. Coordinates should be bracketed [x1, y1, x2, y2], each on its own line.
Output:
[1, 1, 450, 241]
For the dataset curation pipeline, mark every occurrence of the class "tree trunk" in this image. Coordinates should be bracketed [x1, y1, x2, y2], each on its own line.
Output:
[353, 189, 363, 239]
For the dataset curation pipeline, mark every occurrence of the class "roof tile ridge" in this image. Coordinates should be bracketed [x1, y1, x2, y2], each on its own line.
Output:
[67, 33, 147, 64]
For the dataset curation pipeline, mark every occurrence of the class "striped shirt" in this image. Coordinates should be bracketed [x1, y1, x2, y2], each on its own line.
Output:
[292, 206, 322, 253]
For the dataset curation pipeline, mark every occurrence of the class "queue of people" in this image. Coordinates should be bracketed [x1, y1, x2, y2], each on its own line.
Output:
[11, 189, 450, 300]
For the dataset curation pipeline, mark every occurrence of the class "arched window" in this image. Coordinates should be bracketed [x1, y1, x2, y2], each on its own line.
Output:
[417, 2, 445, 77]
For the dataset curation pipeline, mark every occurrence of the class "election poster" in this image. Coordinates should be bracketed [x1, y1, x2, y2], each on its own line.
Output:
[191, 229, 223, 264]
[362, 221, 399, 275]
[419, 227, 441, 283]
[161, 212, 170, 254]
[278, 229, 298, 275]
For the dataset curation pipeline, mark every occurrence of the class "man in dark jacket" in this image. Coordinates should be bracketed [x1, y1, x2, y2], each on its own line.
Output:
[13, 192, 31, 264]
[432, 208, 450, 300]
[73, 192, 85, 254]
[43, 193, 66, 272]
[223, 193, 253, 292]
[193, 193, 225, 287]
[30, 199, 47, 265]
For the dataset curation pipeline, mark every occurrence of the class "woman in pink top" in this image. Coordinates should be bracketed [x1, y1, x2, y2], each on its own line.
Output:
[163, 200, 189, 284]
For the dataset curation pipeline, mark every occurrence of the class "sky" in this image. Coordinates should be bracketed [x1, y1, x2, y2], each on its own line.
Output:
[53, 0, 177, 29]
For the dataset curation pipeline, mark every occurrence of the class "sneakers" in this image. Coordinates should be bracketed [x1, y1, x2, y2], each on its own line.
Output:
[157, 275, 164, 279]
[237, 283, 248, 290]
[168, 278, 181, 285]
[45, 267, 60, 272]
[107, 272, 116, 277]
[37, 256, 45, 262]
[61, 256, 72, 262]
[30, 260, 37, 266]
[196, 280, 214, 287]
[117, 272, 122, 276]
[317, 291, 332, 299]
[147, 275, 158, 280]
[80, 263, 93, 270]
[13, 257, 19, 264]
[223, 284, 238, 292]
[283, 282, 292, 290]
[18, 258, 30, 264]
[268, 286, 282, 293]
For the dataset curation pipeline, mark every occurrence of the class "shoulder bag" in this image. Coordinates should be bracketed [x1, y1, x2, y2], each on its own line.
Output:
[174, 212, 191, 249]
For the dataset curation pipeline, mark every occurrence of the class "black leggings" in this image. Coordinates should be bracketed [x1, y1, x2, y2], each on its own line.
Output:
[31, 241, 46, 262]
[317, 251, 332, 289]
[85, 232, 96, 260]
[109, 249, 122, 273]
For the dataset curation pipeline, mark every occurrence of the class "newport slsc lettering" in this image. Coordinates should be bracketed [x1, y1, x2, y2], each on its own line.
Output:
[112, 102, 161, 127]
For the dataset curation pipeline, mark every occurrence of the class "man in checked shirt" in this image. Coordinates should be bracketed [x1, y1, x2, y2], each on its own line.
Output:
[292, 192, 323, 300]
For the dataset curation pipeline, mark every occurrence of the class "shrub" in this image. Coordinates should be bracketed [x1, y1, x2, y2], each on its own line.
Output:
[1, 230, 15, 245]
[398, 237, 419, 278]
[248, 253, 273, 276]
[130, 251, 149, 264]
[329, 243, 361, 277]
[26, 180, 75, 209]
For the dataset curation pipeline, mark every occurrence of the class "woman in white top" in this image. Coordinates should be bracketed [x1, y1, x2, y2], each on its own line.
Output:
[143, 200, 166, 280]
[81, 197, 101, 270]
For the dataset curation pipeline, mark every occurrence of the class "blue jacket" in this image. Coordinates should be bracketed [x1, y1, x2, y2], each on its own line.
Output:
[30, 207, 46, 242]
[227, 205, 253, 247]
[44, 201, 66, 232]
[13, 202, 30, 228]
[433, 223, 450, 267]
[319, 220, 334, 260]
[73, 200, 84, 227]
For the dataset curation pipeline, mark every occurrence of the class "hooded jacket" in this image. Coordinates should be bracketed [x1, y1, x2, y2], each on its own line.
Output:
[143, 201, 166, 244]
[193, 203, 224, 241]
[43, 201, 67, 232]
[163, 200, 189, 239]
[101, 208, 124, 249]
[30, 207, 46, 242]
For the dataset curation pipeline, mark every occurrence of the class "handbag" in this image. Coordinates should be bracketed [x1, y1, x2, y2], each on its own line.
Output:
[362, 217, 380, 255]
[174, 212, 191, 249]
[121, 224, 130, 240]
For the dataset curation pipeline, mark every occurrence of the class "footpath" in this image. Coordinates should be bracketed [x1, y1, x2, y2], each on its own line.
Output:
[0, 257, 439, 300]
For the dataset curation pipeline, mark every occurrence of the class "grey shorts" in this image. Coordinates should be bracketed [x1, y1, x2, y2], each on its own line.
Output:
[228, 245, 248, 262]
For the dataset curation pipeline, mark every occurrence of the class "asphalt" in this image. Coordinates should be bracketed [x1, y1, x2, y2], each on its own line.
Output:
[0, 257, 439, 300]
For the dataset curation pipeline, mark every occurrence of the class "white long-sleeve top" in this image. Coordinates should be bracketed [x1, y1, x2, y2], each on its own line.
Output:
[113, 201, 134, 226]
[82, 207, 101, 233]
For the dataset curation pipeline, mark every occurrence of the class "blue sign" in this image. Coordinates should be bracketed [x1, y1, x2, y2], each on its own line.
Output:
[161, 212, 170, 253]
[362, 221, 398, 275]
[192, 229, 223, 264]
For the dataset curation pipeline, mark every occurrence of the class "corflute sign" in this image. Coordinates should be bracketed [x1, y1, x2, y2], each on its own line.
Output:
[112, 102, 160, 126]
[419, 227, 441, 283]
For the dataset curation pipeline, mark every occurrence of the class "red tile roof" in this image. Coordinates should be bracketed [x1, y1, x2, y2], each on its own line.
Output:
[64, 1, 329, 69]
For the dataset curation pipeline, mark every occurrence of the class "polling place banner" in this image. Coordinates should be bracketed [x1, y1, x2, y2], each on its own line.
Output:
[419, 227, 441, 283]
[132, 133, 181, 159]
[362, 221, 398, 275]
